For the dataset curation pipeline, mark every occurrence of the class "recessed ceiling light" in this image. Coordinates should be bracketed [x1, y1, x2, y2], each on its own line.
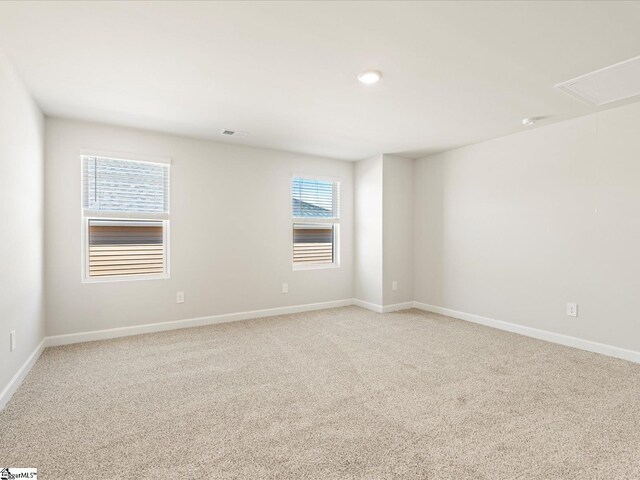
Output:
[357, 70, 382, 85]
[522, 116, 544, 127]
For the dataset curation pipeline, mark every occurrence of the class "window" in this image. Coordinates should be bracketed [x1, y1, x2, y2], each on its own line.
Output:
[292, 177, 340, 268]
[82, 155, 170, 281]
[87, 220, 165, 278]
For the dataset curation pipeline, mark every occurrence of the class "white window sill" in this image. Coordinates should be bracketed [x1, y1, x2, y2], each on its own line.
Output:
[82, 273, 169, 284]
[292, 263, 340, 271]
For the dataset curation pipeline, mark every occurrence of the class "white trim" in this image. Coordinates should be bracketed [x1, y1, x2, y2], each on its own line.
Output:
[352, 299, 384, 313]
[3, 300, 352, 410]
[293, 263, 340, 271]
[413, 302, 640, 365]
[83, 210, 169, 220]
[83, 272, 170, 284]
[382, 302, 414, 313]
[80, 148, 172, 165]
[291, 172, 342, 185]
[292, 218, 338, 224]
[352, 300, 413, 313]
[5, 300, 639, 411]
[46, 299, 353, 347]
[0, 338, 46, 410]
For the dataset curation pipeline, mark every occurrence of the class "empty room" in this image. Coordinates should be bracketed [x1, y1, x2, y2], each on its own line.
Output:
[1, 1, 640, 478]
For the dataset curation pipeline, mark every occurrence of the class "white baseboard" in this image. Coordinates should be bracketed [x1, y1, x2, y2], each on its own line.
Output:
[352, 299, 414, 313]
[2, 299, 352, 410]
[46, 298, 354, 347]
[413, 301, 640, 365]
[0, 338, 46, 410]
[46, 298, 413, 348]
[6, 298, 637, 412]
[382, 302, 414, 313]
[352, 299, 384, 313]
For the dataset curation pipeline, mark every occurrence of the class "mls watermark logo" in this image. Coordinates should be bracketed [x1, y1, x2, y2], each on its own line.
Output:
[0, 468, 37, 479]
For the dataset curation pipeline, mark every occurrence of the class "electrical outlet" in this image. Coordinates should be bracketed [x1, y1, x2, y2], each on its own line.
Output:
[176, 291, 185, 304]
[282, 283, 288, 294]
[566, 303, 578, 317]
[10, 330, 16, 352]
[392, 281, 398, 291]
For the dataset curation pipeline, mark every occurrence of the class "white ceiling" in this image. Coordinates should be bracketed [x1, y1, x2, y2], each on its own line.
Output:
[0, 1, 639, 160]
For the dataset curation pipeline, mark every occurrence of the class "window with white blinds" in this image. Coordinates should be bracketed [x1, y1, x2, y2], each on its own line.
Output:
[82, 156, 169, 219]
[292, 177, 339, 219]
[82, 155, 170, 281]
[291, 177, 340, 268]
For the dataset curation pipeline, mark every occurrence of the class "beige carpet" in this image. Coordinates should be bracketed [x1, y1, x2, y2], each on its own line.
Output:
[2, 306, 640, 479]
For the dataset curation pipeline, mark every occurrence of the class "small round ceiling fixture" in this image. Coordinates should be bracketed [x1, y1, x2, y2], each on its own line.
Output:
[522, 116, 544, 127]
[358, 70, 382, 85]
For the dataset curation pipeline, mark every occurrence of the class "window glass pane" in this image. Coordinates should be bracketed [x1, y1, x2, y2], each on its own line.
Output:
[83, 156, 169, 214]
[292, 178, 338, 218]
[293, 224, 334, 265]
[88, 219, 165, 278]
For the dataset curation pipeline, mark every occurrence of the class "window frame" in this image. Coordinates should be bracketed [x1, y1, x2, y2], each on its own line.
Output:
[291, 174, 341, 271]
[80, 151, 171, 283]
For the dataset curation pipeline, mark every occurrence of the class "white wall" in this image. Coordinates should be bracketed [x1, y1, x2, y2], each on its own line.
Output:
[45, 118, 354, 336]
[414, 101, 640, 352]
[354, 155, 383, 306]
[0, 52, 45, 392]
[383, 155, 414, 305]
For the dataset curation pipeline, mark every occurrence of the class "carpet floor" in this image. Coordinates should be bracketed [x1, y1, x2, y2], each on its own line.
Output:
[2, 306, 640, 479]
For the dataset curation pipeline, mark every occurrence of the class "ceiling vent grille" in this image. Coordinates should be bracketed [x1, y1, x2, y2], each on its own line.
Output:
[556, 55, 640, 106]
[220, 129, 248, 136]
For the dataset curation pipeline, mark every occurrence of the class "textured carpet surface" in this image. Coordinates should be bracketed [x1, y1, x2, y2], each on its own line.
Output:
[2, 306, 640, 479]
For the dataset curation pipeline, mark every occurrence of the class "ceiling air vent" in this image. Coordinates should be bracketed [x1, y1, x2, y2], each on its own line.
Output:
[556, 55, 640, 106]
[220, 129, 248, 137]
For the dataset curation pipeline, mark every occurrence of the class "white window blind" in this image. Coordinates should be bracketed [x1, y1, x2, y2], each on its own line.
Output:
[292, 177, 339, 219]
[82, 155, 169, 219]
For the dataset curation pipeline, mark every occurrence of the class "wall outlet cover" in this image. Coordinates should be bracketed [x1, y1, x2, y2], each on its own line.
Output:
[566, 303, 578, 317]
